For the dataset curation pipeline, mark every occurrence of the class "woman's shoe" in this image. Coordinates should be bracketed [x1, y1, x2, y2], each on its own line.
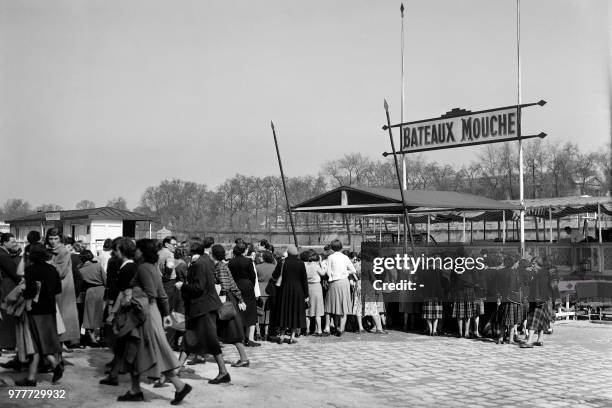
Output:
[276, 337, 283, 344]
[186, 356, 206, 365]
[117, 391, 144, 401]
[246, 340, 261, 347]
[52, 363, 64, 384]
[313, 332, 322, 337]
[322, 331, 330, 337]
[99, 376, 119, 386]
[519, 342, 534, 348]
[335, 331, 343, 337]
[170, 383, 192, 405]
[15, 378, 36, 387]
[208, 373, 231, 384]
[230, 360, 250, 367]
[533, 341, 543, 347]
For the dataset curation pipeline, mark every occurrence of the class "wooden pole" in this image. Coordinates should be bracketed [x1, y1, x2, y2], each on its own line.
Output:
[271, 121, 299, 247]
[598, 204, 602, 244]
[502, 211, 506, 244]
[549, 206, 553, 243]
[383, 99, 414, 255]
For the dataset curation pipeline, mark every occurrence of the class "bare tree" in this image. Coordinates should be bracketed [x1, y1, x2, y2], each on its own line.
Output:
[75, 200, 96, 209]
[106, 197, 129, 211]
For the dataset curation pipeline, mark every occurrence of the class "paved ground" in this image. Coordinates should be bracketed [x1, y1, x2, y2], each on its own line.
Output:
[0, 320, 611, 408]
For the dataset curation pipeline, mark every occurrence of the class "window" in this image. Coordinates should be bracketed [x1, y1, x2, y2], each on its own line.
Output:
[87, 225, 91, 234]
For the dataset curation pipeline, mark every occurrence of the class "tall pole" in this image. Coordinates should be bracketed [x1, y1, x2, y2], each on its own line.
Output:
[384, 99, 414, 255]
[271, 121, 299, 247]
[517, 0, 525, 255]
[400, 3, 407, 190]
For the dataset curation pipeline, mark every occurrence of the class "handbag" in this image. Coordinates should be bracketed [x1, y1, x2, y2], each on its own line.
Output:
[218, 301, 236, 321]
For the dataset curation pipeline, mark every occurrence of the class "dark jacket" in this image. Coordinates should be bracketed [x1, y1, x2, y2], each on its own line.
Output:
[24, 262, 62, 315]
[0, 247, 20, 286]
[181, 253, 222, 319]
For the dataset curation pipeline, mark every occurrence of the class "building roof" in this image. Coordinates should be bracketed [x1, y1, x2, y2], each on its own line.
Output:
[291, 186, 523, 214]
[6, 207, 158, 224]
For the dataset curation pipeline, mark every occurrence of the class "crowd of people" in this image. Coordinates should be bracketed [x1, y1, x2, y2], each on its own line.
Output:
[0, 231, 556, 402]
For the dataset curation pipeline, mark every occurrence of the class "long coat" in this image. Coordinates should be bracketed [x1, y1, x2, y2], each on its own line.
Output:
[273, 255, 308, 329]
[50, 244, 80, 344]
[0, 247, 20, 348]
[181, 254, 222, 319]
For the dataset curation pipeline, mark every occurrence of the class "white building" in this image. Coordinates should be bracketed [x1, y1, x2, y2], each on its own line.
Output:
[6, 207, 157, 254]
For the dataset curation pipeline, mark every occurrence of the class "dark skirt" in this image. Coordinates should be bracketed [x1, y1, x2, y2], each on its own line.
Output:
[185, 312, 222, 356]
[277, 281, 306, 329]
[235, 278, 258, 326]
[422, 300, 443, 320]
[217, 293, 244, 344]
[28, 314, 62, 356]
[526, 302, 552, 332]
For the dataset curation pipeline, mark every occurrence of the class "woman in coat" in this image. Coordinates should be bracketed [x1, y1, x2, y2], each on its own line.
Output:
[46, 228, 80, 346]
[273, 245, 308, 344]
[78, 250, 106, 345]
[177, 237, 230, 385]
[210, 244, 249, 367]
[16, 243, 64, 386]
[228, 241, 259, 346]
[302, 250, 325, 336]
[115, 239, 192, 404]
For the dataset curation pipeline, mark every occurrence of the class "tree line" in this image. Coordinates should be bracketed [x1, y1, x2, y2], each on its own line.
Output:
[1, 140, 610, 234]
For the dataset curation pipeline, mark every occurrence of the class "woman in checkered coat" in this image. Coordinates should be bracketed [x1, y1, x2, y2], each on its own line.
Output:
[421, 268, 443, 336]
[494, 258, 523, 344]
[450, 267, 476, 338]
[521, 257, 554, 348]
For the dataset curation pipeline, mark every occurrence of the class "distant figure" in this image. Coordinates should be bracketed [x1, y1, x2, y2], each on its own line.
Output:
[563, 227, 583, 243]
[98, 238, 113, 272]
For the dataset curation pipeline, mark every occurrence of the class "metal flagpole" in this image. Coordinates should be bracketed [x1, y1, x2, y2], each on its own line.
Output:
[517, 0, 525, 256]
[400, 3, 407, 190]
[384, 99, 414, 255]
[271, 121, 299, 247]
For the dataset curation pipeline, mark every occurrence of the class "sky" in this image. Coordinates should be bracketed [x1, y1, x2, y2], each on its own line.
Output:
[0, 0, 610, 210]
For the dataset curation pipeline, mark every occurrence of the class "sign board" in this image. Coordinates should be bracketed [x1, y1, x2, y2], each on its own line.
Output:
[382, 101, 546, 156]
[45, 212, 61, 221]
[401, 107, 518, 151]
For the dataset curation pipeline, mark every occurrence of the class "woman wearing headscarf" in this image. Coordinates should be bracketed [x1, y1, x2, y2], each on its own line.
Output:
[273, 245, 308, 344]
[46, 228, 80, 347]
[78, 250, 106, 345]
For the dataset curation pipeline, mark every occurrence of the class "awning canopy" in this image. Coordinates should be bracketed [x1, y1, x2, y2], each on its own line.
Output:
[291, 186, 523, 214]
[503, 196, 612, 218]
